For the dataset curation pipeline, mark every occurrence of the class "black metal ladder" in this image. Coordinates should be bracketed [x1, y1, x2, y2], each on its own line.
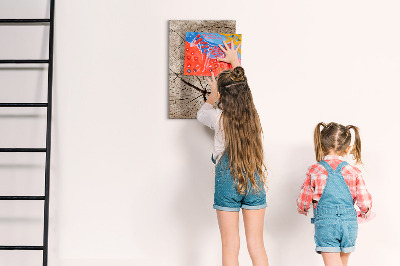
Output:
[0, 1, 55, 265]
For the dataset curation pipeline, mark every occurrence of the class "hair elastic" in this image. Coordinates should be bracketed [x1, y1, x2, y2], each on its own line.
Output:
[225, 81, 246, 88]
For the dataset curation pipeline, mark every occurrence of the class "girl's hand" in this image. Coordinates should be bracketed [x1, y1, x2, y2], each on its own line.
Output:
[297, 207, 308, 216]
[205, 72, 219, 104]
[218, 40, 241, 68]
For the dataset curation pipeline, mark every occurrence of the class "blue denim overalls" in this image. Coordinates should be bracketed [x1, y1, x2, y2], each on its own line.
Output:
[210, 152, 267, 211]
[311, 160, 358, 254]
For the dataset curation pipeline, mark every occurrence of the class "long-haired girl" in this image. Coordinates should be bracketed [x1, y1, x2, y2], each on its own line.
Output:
[297, 122, 373, 266]
[197, 40, 269, 266]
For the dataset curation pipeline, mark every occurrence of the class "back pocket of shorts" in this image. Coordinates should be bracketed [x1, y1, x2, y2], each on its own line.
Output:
[347, 221, 358, 244]
[314, 219, 340, 245]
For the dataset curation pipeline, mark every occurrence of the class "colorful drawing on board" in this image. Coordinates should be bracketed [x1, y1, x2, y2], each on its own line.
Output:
[184, 32, 242, 76]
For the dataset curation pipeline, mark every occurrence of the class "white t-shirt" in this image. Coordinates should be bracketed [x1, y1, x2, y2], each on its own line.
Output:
[196, 103, 225, 163]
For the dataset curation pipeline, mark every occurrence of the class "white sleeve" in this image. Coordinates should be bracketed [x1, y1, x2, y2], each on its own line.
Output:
[196, 103, 219, 130]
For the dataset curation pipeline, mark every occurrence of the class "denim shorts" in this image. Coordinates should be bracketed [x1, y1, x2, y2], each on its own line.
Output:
[312, 209, 358, 253]
[213, 154, 267, 212]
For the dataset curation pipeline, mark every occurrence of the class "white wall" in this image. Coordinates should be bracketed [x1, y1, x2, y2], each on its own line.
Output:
[1, 0, 399, 265]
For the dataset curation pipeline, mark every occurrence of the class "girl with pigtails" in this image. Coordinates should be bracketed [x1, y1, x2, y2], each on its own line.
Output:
[197, 40, 269, 265]
[297, 122, 373, 266]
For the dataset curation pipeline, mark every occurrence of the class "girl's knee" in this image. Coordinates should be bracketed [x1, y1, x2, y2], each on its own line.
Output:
[246, 238, 265, 253]
[222, 238, 240, 252]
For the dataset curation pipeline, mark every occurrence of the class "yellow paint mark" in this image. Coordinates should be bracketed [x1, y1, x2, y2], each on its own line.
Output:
[220, 33, 242, 55]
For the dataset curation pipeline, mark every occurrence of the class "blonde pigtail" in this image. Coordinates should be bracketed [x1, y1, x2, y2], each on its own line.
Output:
[314, 122, 326, 162]
[347, 125, 362, 164]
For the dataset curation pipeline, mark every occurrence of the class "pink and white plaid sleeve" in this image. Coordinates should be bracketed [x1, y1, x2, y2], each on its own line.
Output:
[354, 168, 373, 218]
[297, 168, 314, 216]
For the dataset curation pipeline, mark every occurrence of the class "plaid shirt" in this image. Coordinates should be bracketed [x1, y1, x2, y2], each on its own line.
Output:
[297, 155, 372, 218]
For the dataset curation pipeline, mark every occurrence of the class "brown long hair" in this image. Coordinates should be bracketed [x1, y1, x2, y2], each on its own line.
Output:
[217, 66, 267, 194]
[314, 122, 362, 164]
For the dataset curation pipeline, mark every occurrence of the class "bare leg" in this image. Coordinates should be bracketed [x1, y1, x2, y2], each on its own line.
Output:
[242, 208, 269, 266]
[321, 252, 343, 266]
[216, 210, 240, 266]
[340, 252, 351, 266]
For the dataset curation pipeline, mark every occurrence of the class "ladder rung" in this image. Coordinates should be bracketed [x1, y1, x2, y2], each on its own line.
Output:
[0, 103, 48, 107]
[0, 196, 45, 200]
[0, 60, 49, 64]
[0, 148, 46, 152]
[0, 19, 50, 23]
[0, 246, 44, 250]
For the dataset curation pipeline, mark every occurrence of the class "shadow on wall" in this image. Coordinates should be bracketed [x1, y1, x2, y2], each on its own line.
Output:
[264, 145, 316, 265]
[173, 122, 216, 266]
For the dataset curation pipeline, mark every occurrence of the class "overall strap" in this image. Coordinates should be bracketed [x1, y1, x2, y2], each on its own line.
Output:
[318, 160, 333, 174]
[211, 154, 216, 164]
[313, 159, 355, 219]
[334, 161, 349, 173]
